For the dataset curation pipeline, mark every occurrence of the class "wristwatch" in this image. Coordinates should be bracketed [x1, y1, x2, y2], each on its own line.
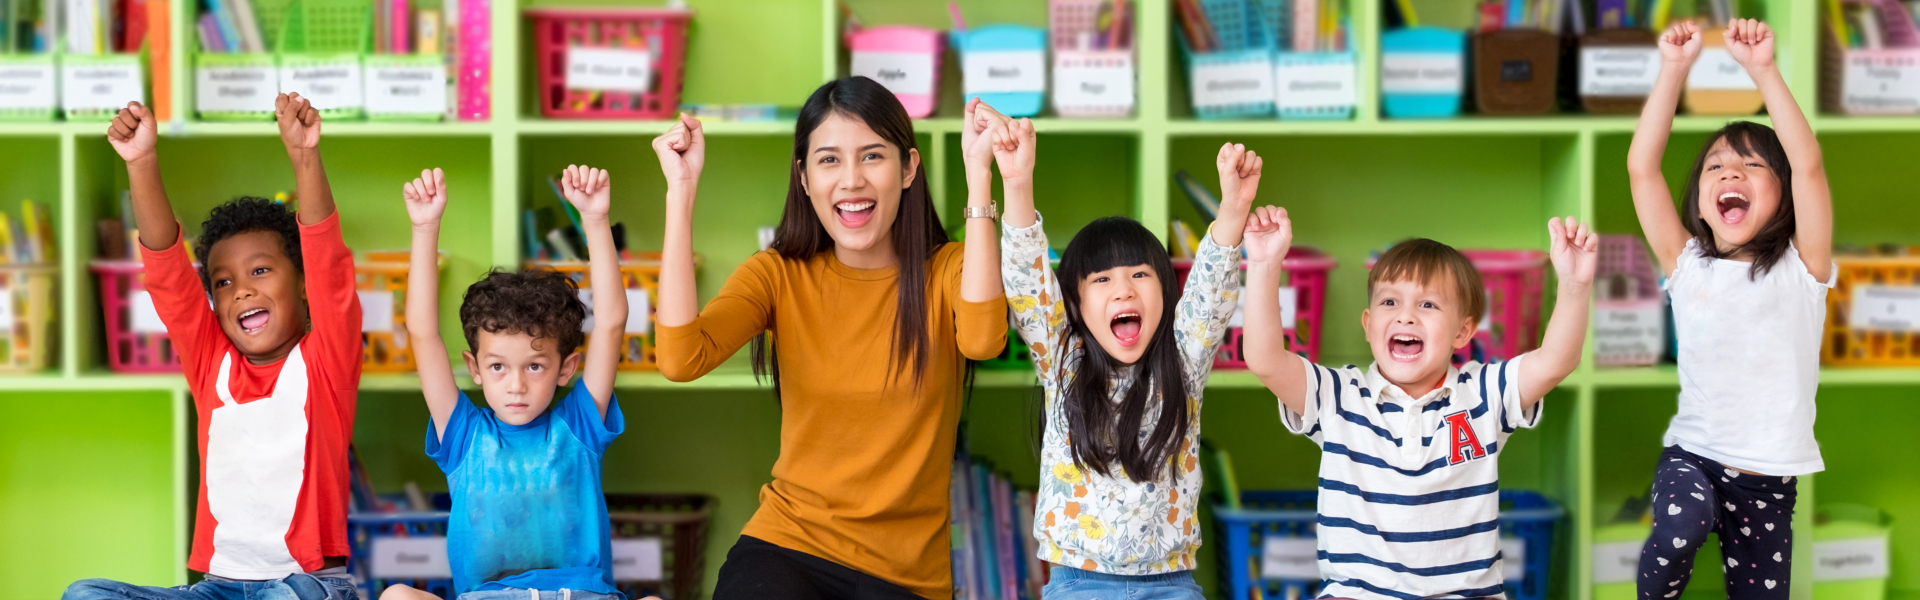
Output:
[963, 203, 998, 220]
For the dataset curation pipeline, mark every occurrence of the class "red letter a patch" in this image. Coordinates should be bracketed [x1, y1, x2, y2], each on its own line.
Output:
[1444, 411, 1487, 465]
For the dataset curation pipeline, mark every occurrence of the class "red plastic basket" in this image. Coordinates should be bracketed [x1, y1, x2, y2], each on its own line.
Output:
[1363, 248, 1547, 365]
[92, 260, 184, 373]
[1173, 246, 1337, 367]
[529, 7, 692, 119]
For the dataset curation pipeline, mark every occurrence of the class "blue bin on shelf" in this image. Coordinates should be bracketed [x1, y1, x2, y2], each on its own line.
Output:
[1213, 490, 1563, 600]
[953, 24, 1048, 117]
[1380, 26, 1468, 118]
[1178, 0, 1276, 120]
[1273, 51, 1358, 120]
[347, 494, 455, 599]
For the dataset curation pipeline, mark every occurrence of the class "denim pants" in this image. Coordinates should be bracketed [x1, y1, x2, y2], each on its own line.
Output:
[63, 569, 359, 600]
[457, 589, 622, 600]
[1040, 566, 1202, 600]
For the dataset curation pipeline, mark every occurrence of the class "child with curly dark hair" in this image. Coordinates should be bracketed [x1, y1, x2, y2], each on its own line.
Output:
[65, 94, 364, 600]
[380, 166, 642, 600]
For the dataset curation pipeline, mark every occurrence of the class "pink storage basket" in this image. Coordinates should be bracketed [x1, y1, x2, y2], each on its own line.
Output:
[846, 26, 944, 118]
[92, 260, 183, 373]
[1364, 248, 1547, 365]
[1048, 0, 1134, 117]
[1594, 235, 1665, 366]
[1174, 246, 1337, 367]
[529, 7, 692, 119]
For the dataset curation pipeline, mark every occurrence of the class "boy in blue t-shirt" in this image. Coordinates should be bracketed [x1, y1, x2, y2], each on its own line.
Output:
[382, 166, 645, 600]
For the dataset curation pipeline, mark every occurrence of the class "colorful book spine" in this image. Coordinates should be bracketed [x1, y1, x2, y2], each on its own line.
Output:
[391, 0, 409, 53]
[456, 0, 490, 120]
[149, 0, 170, 118]
[1293, 0, 1318, 51]
[202, 0, 239, 51]
[228, 0, 261, 52]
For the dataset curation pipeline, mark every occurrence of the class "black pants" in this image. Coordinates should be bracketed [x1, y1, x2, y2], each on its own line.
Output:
[1637, 445, 1799, 599]
[712, 535, 925, 600]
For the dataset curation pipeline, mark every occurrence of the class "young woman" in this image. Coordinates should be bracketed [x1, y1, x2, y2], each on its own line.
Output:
[650, 77, 1009, 599]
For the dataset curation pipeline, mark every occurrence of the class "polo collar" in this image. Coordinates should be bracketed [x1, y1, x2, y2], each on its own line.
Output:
[1364, 362, 1460, 410]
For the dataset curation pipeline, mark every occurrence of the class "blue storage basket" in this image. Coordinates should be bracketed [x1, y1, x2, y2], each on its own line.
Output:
[1213, 490, 1563, 600]
[1380, 26, 1468, 118]
[1177, 0, 1275, 120]
[953, 24, 1048, 117]
[347, 494, 454, 599]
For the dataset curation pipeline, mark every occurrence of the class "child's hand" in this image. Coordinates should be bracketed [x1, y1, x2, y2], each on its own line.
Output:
[961, 98, 1011, 182]
[651, 113, 705, 188]
[402, 168, 448, 228]
[1658, 20, 1703, 67]
[991, 118, 1036, 185]
[274, 93, 321, 151]
[1725, 18, 1776, 71]
[1548, 216, 1599, 287]
[1216, 142, 1262, 217]
[1243, 206, 1293, 266]
[107, 101, 158, 164]
[561, 164, 612, 218]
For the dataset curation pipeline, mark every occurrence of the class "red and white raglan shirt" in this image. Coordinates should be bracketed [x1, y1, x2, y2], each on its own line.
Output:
[142, 211, 361, 579]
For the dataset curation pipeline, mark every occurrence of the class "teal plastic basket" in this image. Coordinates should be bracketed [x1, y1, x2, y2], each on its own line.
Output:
[0, 53, 59, 121]
[1177, 0, 1276, 119]
[1256, 0, 1354, 120]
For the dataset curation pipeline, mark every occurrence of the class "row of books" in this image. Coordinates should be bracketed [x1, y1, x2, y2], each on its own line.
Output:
[0, 0, 152, 53]
[1828, 0, 1920, 50]
[522, 178, 634, 262]
[0, 200, 56, 266]
[1175, 0, 1349, 54]
[196, 0, 454, 54]
[950, 445, 1047, 600]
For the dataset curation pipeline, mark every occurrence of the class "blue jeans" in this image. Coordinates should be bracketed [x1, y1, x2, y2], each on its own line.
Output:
[457, 591, 622, 600]
[1041, 567, 1202, 600]
[63, 573, 359, 600]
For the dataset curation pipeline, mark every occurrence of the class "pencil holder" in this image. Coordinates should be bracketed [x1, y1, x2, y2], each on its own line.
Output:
[0, 53, 58, 121]
[355, 251, 443, 373]
[953, 25, 1047, 117]
[847, 25, 944, 118]
[1577, 28, 1659, 114]
[528, 7, 692, 119]
[1048, 0, 1134, 118]
[363, 53, 447, 120]
[93, 260, 184, 373]
[1823, 254, 1920, 366]
[525, 258, 662, 371]
[1473, 28, 1560, 115]
[1257, 0, 1355, 120]
[1593, 235, 1665, 367]
[61, 53, 148, 121]
[1683, 27, 1763, 115]
[1380, 26, 1466, 118]
[0, 264, 57, 373]
[1177, 0, 1276, 120]
[195, 53, 280, 120]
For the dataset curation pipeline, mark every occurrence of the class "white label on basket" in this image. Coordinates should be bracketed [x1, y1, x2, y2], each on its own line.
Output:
[1814, 537, 1889, 581]
[1688, 48, 1757, 90]
[626, 289, 650, 335]
[368, 536, 452, 579]
[1054, 61, 1134, 107]
[1228, 286, 1296, 328]
[1479, 288, 1493, 332]
[1258, 537, 1318, 580]
[963, 50, 1046, 95]
[566, 47, 653, 92]
[280, 61, 363, 110]
[1594, 304, 1665, 362]
[1190, 60, 1274, 108]
[1503, 537, 1527, 583]
[1842, 52, 1920, 114]
[198, 65, 278, 113]
[1580, 47, 1660, 97]
[1275, 61, 1355, 110]
[358, 291, 394, 333]
[1591, 540, 1642, 584]
[1381, 53, 1463, 94]
[131, 290, 167, 334]
[0, 287, 12, 325]
[611, 537, 664, 581]
[852, 51, 936, 97]
[366, 64, 448, 114]
[0, 64, 56, 109]
[1851, 285, 1920, 331]
[62, 63, 144, 110]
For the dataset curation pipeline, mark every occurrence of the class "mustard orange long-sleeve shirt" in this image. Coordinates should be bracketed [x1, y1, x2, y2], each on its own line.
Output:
[657, 242, 1007, 599]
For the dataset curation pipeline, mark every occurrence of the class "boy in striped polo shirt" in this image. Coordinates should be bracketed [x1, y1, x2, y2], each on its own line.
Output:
[1241, 218, 1598, 600]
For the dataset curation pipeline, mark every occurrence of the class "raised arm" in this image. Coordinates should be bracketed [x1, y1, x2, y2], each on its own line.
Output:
[1628, 21, 1704, 274]
[402, 169, 461, 438]
[1243, 206, 1309, 416]
[1209, 143, 1259, 247]
[108, 102, 180, 251]
[962, 98, 1011, 304]
[1727, 18, 1832, 282]
[1518, 217, 1598, 405]
[653, 114, 705, 332]
[560, 165, 622, 418]
[275, 93, 336, 226]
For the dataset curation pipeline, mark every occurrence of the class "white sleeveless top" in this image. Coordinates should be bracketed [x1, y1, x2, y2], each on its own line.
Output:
[1663, 238, 1831, 476]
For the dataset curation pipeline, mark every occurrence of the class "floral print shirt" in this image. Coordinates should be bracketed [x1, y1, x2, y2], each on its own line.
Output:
[1001, 214, 1241, 575]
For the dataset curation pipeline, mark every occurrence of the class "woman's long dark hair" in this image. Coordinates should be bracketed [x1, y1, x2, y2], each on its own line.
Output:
[1680, 121, 1797, 279]
[751, 76, 949, 393]
[1055, 217, 1190, 483]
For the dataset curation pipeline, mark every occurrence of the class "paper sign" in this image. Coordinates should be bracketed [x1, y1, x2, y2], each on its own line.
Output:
[1190, 60, 1274, 108]
[1503, 537, 1528, 583]
[1594, 305, 1665, 359]
[1851, 285, 1920, 331]
[280, 62, 364, 110]
[1229, 286, 1297, 328]
[611, 538, 664, 581]
[853, 51, 936, 97]
[358, 291, 395, 333]
[1688, 48, 1757, 90]
[368, 536, 451, 578]
[1276, 62, 1355, 109]
[1259, 537, 1318, 580]
[131, 290, 167, 333]
[566, 47, 653, 92]
[1381, 53, 1464, 94]
[1842, 51, 1920, 114]
[366, 64, 448, 114]
[963, 50, 1046, 95]
[1580, 47, 1661, 97]
[1054, 60, 1134, 107]
[1814, 537, 1889, 581]
[626, 289, 650, 335]
[1479, 288, 1493, 332]
[0, 288, 13, 325]
[62, 63, 144, 110]
[0, 64, 57, 109]
[1592, 540, 1642, 584]
[197, 65, 278, 113]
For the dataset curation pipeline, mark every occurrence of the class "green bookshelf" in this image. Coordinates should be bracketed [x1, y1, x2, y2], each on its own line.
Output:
[5, 0, 1919, 598]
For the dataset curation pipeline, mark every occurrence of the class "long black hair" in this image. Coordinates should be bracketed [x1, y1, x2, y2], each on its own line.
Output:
[752, 76, 949, 392]
[1055, 217, 1190, 483]
[1680, 121, 1797, 279]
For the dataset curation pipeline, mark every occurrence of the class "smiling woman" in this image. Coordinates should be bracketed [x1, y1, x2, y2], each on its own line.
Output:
[648, 77, 1008, 600]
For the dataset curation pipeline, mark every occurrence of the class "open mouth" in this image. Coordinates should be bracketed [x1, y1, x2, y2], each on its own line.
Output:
[1389, 334, 1424, 362]
[834, 199, 876, 228]
[237, 308, 271, 334]
[1110, 312, 1143, 347]
[1716, 192, 1750, 225]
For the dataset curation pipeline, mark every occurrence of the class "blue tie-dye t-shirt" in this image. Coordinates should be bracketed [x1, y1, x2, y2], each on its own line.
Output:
[425, 384, 624, 596]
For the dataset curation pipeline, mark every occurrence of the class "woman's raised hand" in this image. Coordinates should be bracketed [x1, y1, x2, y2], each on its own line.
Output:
[652, 113, 706, 189]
